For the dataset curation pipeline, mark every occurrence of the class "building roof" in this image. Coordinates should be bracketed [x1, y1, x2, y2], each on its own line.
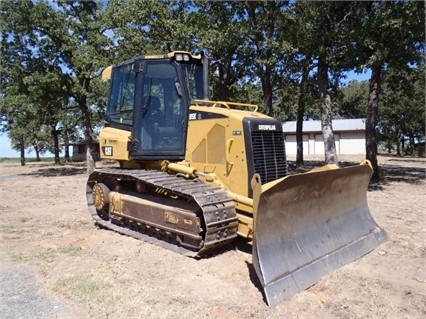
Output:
[282, 118, 366, 133]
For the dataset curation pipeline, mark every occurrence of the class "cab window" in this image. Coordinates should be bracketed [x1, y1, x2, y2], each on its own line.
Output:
[107, 64, 136, 125]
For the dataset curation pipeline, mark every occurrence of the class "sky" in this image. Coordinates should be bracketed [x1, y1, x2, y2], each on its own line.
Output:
[0, 133, 30, 157]
[0, 133, 56, 158]
[0, 70, 372, 158]
[0, 133, 16, 157]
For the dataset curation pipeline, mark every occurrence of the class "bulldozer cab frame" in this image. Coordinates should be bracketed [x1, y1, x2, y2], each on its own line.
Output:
[104, 52, 207, 161]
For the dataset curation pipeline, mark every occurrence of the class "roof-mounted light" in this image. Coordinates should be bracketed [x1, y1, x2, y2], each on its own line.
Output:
[174, 52, 190, 62]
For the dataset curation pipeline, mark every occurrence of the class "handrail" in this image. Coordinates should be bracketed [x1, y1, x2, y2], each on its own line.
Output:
[226, 139, 234, 166]
[193, 99, 258, 112]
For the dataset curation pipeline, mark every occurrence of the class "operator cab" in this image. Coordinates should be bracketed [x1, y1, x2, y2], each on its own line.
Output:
[103, 51, 208, 160]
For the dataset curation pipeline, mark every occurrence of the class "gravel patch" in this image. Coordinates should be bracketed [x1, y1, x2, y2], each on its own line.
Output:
[0, 262, 73, 319]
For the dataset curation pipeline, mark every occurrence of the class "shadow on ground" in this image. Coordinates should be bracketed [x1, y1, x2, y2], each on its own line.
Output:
[379, 164, 425, 184]
[288, 160, 425, 189]
[20, 165, 86, 177]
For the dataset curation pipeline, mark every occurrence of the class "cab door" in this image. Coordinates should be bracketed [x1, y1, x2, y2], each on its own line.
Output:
[131, 60, 188, 160]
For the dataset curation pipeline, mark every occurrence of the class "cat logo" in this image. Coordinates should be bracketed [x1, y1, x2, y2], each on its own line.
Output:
[103, 146, 113, 156]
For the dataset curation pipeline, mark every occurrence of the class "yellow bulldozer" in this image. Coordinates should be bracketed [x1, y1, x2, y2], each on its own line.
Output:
[86, 51, 388, 306]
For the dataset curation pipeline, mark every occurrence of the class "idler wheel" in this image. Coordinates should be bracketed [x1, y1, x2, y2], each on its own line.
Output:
[92, 183, 110, 211]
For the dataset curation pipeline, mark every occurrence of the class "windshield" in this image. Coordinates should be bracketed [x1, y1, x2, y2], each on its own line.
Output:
[180, 63, 205, 101]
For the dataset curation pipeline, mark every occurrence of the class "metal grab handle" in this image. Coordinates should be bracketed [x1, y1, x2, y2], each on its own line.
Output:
[226, 138, 234, 166]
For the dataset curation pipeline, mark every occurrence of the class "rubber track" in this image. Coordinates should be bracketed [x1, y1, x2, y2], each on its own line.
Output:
[87, 168, 239, 257]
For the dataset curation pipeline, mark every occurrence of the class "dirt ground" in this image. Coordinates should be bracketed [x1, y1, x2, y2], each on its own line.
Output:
[0, 155, 425, 319]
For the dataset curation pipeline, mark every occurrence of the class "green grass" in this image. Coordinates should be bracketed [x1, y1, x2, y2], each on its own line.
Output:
[53, 274, 123, 304]
[35, 245, 83, 262]
[9, 252, 27, 262]
[9, 244, 83, 263]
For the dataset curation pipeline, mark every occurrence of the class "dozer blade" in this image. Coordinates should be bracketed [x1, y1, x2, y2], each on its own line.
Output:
[251, 161, 388, 307]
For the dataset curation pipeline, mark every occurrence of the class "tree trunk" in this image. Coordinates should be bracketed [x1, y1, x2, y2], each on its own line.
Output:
[396, 129, 402, 156]
[34, 144, 41, 162]
[217, 62, 230, 101]
[83, 120, 96, 174]
[296, 114, 304, 168]
[19, 138, 25, 166]
[386, 139, 391, 154]
[366, 65, 381, 182]
[261, 65, 274, 117]
[80, 95, 96, 174]
[402, 136, 405, 154]
[408, 131, 415, 156]
[318, 56, 337, 165]
[52, 126, 61, 165]
[63, 133, 70, 163]
[78, 75, 96, 174]
[296, 62, 309, 168]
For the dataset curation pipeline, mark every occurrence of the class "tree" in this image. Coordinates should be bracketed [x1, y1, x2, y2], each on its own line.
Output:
[294, 58, 311, 167]
[1, 0, 111, 171]
[189, 1, 248, 102]
[352, 1, 425, 180]
[103, 1, 263, 104]
[336, 80, 369, 118]
[55, 1, 111, 172]
[23, 68, 72, 164]
[380, 64, 425, 155]
[1, 0, 424, 173]
[0, 1, 35, 165]
[3, 97, 40, 166]
[288, 1, 358, 165]
[103, 0, 193, 59]
[235, 1, 293, 117]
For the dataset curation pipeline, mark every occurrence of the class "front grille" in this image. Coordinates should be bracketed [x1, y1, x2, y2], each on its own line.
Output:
[251, 131, 288, 183]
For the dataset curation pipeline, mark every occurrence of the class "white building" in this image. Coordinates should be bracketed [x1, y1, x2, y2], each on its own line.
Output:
[282, 118, 366, 155]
